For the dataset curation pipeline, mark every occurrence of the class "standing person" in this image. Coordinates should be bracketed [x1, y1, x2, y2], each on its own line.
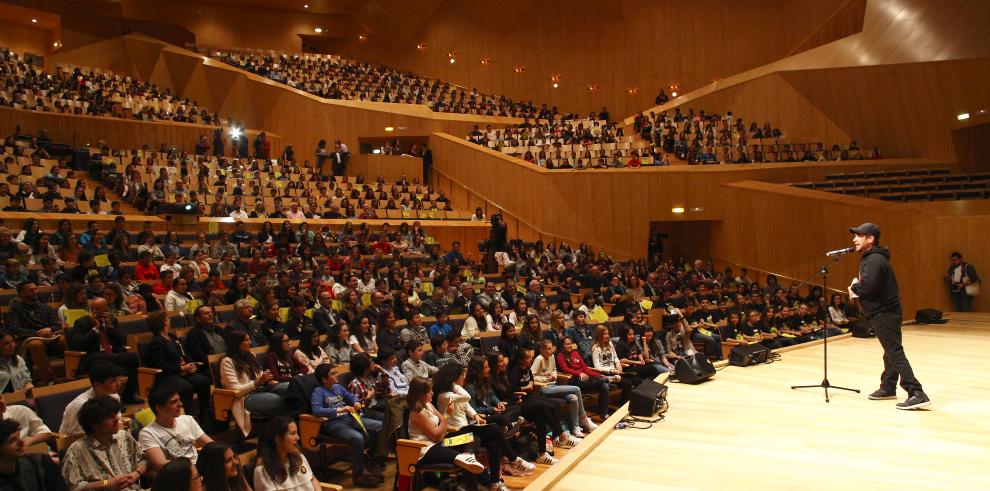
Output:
[848, 223, 930, 410]
[945, 252, 979, 312]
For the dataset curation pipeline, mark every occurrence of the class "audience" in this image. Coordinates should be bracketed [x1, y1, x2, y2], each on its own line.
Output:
[62, 395, 147, 491]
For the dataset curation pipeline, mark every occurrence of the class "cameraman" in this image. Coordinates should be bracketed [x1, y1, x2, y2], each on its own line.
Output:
[945, 252, 979, 312]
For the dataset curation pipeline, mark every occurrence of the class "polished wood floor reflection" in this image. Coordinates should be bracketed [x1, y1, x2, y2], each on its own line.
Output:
[548, 316, 990, 490]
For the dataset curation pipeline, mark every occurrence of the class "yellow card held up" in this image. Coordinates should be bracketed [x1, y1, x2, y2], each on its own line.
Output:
[64, 309, 90, 328]
[186, 299, 203, 314]
[94, 254, 110, 268]
[279, 307, 290, 323]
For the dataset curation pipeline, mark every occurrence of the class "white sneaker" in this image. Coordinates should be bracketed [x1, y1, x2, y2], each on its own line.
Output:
[490, 481, 510, 491]
[537, 451, 559, 465]
[556, 433, 581, 448]
[454, 453, 485, 474]
[572, 426, 586, 438]
[511, 456, 536, 473]
[581, 417, 599, 432]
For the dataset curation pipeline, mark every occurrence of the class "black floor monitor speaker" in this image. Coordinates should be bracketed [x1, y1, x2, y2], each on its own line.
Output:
[674, 352, 715, 384]
[915, 308, 945, 324]
[729, 343, 770, 367]
[629, 379, 668, 417]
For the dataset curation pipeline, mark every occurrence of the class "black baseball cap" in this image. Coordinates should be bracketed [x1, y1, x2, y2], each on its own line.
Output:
[849, 223, 880, 239]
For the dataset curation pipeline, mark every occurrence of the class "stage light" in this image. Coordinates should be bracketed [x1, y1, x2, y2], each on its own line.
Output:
[671, 207, 685, 214]
[372, 149, 381, 154]
[514, 65, 526, 74]
[957, 113, 970, 120]
[314, 27, 322, 33]
[671, 91, 678, 97]
[358, 34, 367, 41]
[552, 82, 559, 88]
[185, 204, 193, 211]
[229, 128, 242, 138]
[480, 58, 491, 65]
[416, 43, 427, 50]
[304, 4, 309, 8]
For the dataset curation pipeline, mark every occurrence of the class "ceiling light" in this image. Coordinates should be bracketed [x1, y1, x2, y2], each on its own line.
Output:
[449, 58, 455, 64]
[314, 27, 322, 33]
[304, 4, 309, 8]
[957, 113, 970, 121]
[552, 82, 559, 88]
[31, 18, 38, 23]
[416, 43, 427, 50]
[384, 127, 394, 132]
[671, 91, 678, 97]
[671, 207, 685, 214]
[358, 34, 367, 41]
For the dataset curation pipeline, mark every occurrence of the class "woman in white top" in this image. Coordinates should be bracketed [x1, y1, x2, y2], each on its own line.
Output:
[164, 278, 194, 316]
[590, 325, 639, 405]
[292, 328, 329, 374]
[191, 251, 212, 281]
[828, 293, 852, 327]
[253, 416, 319, 491]
[348, 315, 378, 354]
[406, 377, 489, 488]
[159, 253, 184, 278]
[461, 302, 489, 341]
[434, 363, 533, 488]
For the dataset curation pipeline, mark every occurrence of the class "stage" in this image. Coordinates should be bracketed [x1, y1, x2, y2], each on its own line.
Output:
[534, 314, 990, 490]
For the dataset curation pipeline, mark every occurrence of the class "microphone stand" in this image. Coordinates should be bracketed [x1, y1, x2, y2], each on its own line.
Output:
[790, 252, 860, 402]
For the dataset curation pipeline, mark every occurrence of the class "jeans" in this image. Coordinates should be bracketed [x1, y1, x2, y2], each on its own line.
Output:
[872, 311, 923, 395]
[539, 384, 586, 427]
[321, 413, 383, 476]
[950, 290, 972, 312]
[244, 382, 288, 416]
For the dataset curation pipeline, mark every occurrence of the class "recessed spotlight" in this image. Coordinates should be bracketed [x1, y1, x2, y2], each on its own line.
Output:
[416, 43, 427, 50]
[671, 91, 678, 97]
[449, 58, 455, 64]
[314, 27, 322, 33]
[358, 34, 367, 41]
[552, 82, 559, 88]
[957, 112, 971, 121]
[671, 207, 685, 214]
[304, 4, 309, 8]
[384, 127, 394, 132]
[31, 18, 37, 23]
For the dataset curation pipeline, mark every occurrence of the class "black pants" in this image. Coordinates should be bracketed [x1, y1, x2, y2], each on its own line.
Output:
[82, 352, 139, 400]
[447, 424, 509, 483]
[872, 311, 923, 395]
[157, 373, 212, 421]
[613, 375, 640, 404]
[570, 375, 611, 417]
[418, 440, 491, 488]
[520, 396, 564, 453]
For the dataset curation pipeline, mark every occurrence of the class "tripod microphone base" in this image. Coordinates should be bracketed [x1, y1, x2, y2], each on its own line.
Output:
[792, 379, 860, 402]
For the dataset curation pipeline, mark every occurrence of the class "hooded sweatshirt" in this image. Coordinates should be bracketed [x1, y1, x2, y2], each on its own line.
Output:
[851, 246, 901, 317]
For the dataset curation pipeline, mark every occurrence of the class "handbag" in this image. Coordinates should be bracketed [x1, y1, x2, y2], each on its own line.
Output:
[965, 281, 980, 297]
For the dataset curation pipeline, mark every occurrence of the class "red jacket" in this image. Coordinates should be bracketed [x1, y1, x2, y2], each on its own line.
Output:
[134, 262, 160, 281]
[557, 350, 602, 379]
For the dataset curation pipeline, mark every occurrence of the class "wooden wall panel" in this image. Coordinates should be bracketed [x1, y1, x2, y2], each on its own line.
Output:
[332, 0, 857, 117]
[0, 105, 281, 155]
[429, 132, 944, 260]
[699, 180, 988, 314]
[0, 20, 53, 66]
[346, 155, 423, 182]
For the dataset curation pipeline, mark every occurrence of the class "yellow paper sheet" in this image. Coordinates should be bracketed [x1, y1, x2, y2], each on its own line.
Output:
[94, 254, 110, 268]
[64, 309, 90, 328]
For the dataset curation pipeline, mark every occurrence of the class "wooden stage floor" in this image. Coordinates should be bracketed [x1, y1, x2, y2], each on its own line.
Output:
[547, 315, 990, 490]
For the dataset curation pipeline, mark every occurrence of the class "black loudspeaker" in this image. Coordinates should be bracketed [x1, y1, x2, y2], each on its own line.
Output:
[729, 343, 770, 367]
[629, 379, 669, 417]
[915, 309, 946, 324]
[674, 352, 716, 384]
[850, 320, 876, 338]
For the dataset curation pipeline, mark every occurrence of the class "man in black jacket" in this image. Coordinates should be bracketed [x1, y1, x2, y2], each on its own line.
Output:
[848, 223, 929, 410]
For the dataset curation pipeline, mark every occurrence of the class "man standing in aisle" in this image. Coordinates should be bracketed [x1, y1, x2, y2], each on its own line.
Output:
[847, 223, 930, 410]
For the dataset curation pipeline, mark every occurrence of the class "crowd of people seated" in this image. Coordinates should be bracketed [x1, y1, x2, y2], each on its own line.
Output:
[0, 49, 227, 125]
[632, 107, 880, 164]
[464, 112, 674, 169]
[214, 50, 558, 118]
[0, 199, 861, 489]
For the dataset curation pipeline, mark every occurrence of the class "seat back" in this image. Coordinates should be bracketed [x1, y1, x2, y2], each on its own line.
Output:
[33, 378, 92, 431]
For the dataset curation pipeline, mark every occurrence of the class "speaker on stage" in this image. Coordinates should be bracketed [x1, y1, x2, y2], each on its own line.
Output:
[629, 379, 668, 417]
[729, 343, 770, 367]
[674, 352, 715, 384]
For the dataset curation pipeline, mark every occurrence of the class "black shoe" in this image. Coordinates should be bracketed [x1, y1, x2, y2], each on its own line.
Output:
[896, 392, 931, 410]
[365, 462, 385, 477]
[867, 388, 896, 400]
[353, 473, 380, 488]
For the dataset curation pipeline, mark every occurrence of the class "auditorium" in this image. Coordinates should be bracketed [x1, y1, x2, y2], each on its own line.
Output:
[0, 1, 987, 490]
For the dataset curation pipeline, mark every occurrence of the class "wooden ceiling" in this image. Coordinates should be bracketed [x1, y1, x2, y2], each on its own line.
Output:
[183, 0, 368, 15]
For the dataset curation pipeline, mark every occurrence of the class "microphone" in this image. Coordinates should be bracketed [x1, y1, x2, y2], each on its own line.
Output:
[826, 247, 855, 256]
